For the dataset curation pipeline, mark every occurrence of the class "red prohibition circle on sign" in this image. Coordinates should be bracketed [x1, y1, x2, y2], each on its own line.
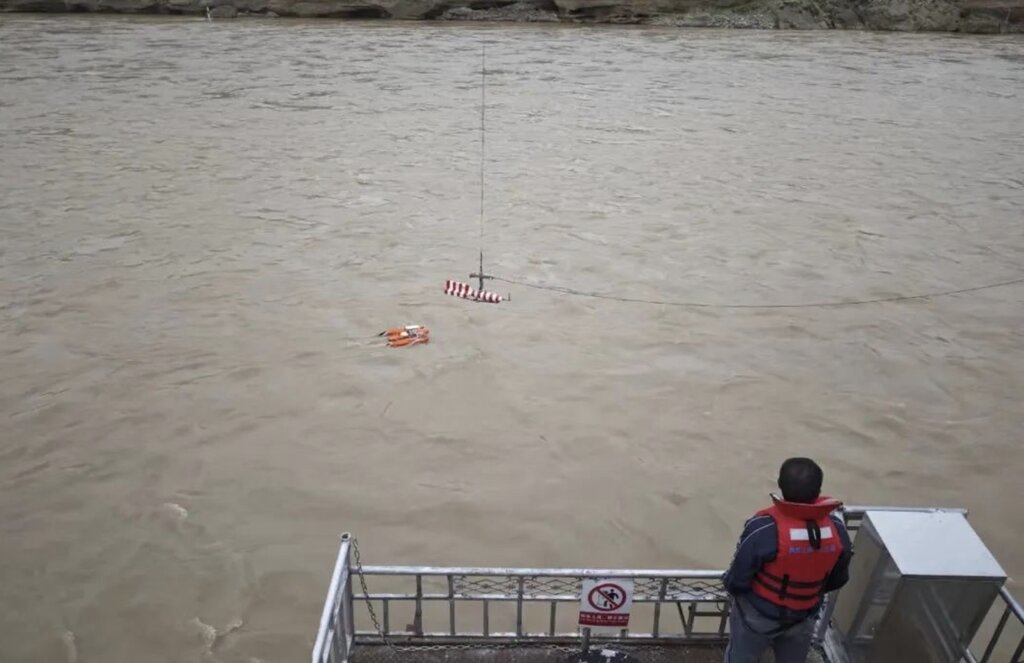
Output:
[587, 583, 627, 612]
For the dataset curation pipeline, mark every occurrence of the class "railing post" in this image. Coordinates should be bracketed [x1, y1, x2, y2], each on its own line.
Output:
[978, 605, 1010, 663]
[1012, 634, 1024, 663]
[653, 578, 668, 637]
[312, 533, 352, 663]
[414, 575, 424, 636]
[447, 574, 456, 636]
[342, 559, 354, 660]
[516, 577, 525, 637]
[814, 591, 839, 645]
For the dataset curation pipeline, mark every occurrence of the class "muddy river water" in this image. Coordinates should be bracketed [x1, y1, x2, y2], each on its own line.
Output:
[1, 16, 1023, 662]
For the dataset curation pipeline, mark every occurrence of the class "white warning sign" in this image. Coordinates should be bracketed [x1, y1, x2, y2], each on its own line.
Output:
[578, 579, 634, 631]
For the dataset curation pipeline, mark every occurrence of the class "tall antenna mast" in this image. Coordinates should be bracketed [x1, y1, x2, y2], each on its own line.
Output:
[470, 40, 490, 293]
[444, 39, 505, 305]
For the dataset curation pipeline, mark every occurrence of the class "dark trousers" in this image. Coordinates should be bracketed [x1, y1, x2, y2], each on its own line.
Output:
[723, 594, 816, 663]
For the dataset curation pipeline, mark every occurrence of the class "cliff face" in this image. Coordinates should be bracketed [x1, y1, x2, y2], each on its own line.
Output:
[1, 0, 1021, 32]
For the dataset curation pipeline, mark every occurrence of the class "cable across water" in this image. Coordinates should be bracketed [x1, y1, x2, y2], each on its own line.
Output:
[489, 275, 1024, 310]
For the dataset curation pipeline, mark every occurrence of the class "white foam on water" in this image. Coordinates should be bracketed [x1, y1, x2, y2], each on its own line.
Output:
[61, 631, 77, 663]
[189, 617, 217, 649]
[161, 502, 189, 521]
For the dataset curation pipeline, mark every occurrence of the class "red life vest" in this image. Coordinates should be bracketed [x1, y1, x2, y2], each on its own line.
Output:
[750, 495, 844, 611]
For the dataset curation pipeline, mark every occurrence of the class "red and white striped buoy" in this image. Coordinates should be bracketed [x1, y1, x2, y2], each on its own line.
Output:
[444, 279, 503, 304]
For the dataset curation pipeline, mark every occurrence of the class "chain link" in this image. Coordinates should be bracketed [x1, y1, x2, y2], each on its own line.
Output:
[350, 536, 392, 648]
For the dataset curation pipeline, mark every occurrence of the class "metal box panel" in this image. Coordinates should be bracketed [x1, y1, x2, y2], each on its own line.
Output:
[831, 510, 1006, 663]
[867, 510, 1006, 579]
[871, 578, 1003, 662]
[832, 516, 901, 654]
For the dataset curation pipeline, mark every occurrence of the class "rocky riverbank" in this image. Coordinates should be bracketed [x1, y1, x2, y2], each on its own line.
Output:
[2, 0, 1021, 32]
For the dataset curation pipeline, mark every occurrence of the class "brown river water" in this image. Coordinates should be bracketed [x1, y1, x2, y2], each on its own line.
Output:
[1, 15, 1023, 662]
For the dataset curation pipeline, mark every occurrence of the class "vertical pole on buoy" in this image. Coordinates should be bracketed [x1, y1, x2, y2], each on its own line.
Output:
[477, 249, 485, 292]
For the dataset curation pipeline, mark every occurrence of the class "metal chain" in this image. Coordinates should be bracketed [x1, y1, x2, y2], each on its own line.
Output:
[350, 536, 393, 648]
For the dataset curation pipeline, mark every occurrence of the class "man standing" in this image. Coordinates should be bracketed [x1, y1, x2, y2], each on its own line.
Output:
[723, 458, 853, 663]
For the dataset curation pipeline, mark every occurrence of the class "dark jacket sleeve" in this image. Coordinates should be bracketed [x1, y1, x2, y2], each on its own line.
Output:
[723, 515, 777, 595]
[822, 515, 854, 593]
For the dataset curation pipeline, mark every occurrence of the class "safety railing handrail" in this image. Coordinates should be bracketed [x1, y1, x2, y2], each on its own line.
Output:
[1001, 586, 1024, 625]
[359, 566, 726, 577]
[978, 585, 1024, 663]
[313, 534, 354, 663]
[843, 505, 968, 514]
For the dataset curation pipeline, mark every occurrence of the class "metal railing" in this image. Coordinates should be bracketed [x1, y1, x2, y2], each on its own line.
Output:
[313, 534, 354, 663]
[312, 507, 1023, 663]
[351, 566, 730, 644]
[977, 587, 1024, 663]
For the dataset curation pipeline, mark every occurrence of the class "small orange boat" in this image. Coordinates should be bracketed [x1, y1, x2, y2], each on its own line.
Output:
[381, 325, 430, 348]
